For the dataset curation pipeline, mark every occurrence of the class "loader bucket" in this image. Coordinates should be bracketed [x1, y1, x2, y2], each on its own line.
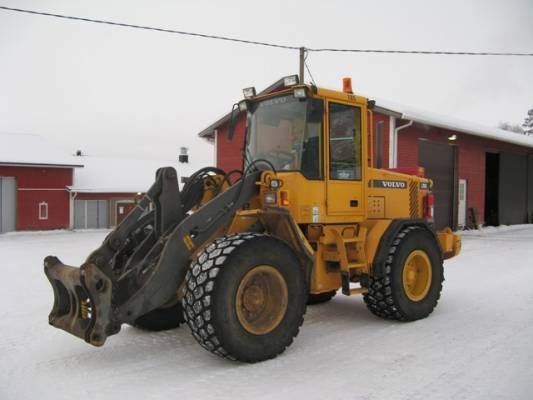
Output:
[43, 167, 261, 346]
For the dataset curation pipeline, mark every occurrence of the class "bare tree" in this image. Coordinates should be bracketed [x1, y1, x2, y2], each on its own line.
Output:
[498, 121, 524, 134]
[522, 109, 533, 136]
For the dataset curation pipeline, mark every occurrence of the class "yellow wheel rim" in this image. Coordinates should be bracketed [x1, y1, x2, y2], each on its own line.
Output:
[402, 250, 432, 302]
[235, 265, 288, 335]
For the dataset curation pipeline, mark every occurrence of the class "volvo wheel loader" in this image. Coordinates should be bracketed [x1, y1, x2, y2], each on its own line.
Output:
[44, 76, 461, 362]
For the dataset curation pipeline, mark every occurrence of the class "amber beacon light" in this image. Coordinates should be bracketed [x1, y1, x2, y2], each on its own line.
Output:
[342, 77, 353, 93]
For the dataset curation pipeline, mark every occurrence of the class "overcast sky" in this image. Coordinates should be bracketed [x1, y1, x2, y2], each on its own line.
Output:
[1, 0, 532, 166]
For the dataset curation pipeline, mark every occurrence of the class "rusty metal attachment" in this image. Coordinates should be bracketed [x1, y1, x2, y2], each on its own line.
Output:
[45, 257, 115, 346]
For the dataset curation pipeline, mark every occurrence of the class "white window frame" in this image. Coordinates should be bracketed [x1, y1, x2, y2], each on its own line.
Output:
[38, 201, 49, 220]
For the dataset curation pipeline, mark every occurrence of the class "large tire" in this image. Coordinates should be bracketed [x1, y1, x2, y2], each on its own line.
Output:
[363, 226, 443, 321]
[182, 233, 307, 362]
[133, 301, 185, 331]
[307, 290, 337, 305]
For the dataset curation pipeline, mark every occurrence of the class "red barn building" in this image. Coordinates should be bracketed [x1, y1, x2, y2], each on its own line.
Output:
[197, 77, 533, 230]
[0, 133, 82, 233]
[1, 133, 202, 233]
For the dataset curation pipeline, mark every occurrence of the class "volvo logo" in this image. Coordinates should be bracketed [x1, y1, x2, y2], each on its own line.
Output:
[371, 180, 408, 189]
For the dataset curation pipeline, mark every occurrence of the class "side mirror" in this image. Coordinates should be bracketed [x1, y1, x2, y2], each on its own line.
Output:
[227, 103, 239, 141]
[228, 101, 250, 141]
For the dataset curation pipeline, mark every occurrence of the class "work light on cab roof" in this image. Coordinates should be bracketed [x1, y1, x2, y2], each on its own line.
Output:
[283, 74, 299, 87]
[243, 87, 256, 99]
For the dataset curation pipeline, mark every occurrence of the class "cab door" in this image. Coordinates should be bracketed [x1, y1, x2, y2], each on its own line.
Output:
[326, 101, 366, 217]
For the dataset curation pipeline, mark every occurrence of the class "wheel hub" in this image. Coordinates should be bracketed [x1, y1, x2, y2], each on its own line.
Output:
[242, 285, 266, 314]
[236, 265, 288, 335]
[402, 250, 432, 302]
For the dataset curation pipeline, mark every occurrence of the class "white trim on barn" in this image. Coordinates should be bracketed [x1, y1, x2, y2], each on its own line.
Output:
[38, 202, 49, 220]
[388, 115, 395, 168]
[17, 188, 66, 191]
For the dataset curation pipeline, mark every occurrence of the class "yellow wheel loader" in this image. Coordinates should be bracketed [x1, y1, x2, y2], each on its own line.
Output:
[44, 76, 461, 362]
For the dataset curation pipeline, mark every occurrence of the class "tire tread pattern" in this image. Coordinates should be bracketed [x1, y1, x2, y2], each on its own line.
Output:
[363, 226, 443, 321]
[182, 232, 306, 362]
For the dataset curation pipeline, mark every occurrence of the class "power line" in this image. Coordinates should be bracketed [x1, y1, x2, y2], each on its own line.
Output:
[1, 5, 533, 57]
[310, 48, 533, 56]
[0, 6, 298, 51]
[304, 61, 316, 86]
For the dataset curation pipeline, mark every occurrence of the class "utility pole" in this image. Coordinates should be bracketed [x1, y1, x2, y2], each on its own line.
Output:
[299, 47, 306, 84]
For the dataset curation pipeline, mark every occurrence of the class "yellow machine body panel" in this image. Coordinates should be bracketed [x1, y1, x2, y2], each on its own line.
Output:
[236, 83, 460, 296]
[366, 168, 432, 220]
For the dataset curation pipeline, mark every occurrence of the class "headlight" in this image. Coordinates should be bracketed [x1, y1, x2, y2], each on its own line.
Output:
[268, 179, 282, 189]
[264, 192, 276, 204]
[238, 100, 248, 112]
[293, 87, 307, 99]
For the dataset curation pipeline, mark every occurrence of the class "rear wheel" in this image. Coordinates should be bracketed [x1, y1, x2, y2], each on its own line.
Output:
[307, 290, 337, 305]
[363, 226, 443, 321]
[182, 233, 307, 362]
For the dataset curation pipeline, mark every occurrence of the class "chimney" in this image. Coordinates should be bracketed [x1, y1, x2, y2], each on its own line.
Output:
[179, 147, 189, 163]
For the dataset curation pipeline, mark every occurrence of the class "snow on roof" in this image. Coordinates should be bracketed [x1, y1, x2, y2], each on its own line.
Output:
[196, 76, 533, 150]
[69, 155, 205, 193]
[0, 132, 83, 167]
[374, 98, 533, 149]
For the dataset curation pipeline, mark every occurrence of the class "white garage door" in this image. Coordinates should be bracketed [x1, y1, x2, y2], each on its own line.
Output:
[74, 200, 108, 229]
[0, 177, 16, 233]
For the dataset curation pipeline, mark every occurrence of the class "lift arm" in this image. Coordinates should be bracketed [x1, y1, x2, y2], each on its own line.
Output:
[44, 167, 260, 346]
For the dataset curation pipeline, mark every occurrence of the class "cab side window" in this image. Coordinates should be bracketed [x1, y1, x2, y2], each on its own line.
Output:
[328, 103, 362, 180]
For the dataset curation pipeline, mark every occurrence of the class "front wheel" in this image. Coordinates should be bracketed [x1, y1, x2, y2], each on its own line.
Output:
[363, 226, 444, 321]
[182, 233, 307, 362]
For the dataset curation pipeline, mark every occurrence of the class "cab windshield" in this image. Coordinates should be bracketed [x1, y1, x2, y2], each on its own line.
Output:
[245, 95, 323, 179]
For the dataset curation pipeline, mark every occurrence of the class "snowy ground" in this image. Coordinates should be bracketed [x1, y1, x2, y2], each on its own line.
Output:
[1, 226, 532, 400]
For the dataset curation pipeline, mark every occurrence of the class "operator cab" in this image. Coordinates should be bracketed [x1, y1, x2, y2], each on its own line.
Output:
[237, 79, 367, 217]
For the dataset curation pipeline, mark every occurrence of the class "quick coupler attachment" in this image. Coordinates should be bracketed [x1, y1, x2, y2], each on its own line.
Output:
[44, 256, 119, 346]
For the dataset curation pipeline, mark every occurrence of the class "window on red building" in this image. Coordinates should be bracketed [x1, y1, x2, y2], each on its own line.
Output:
[39, 202, 48, 220]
